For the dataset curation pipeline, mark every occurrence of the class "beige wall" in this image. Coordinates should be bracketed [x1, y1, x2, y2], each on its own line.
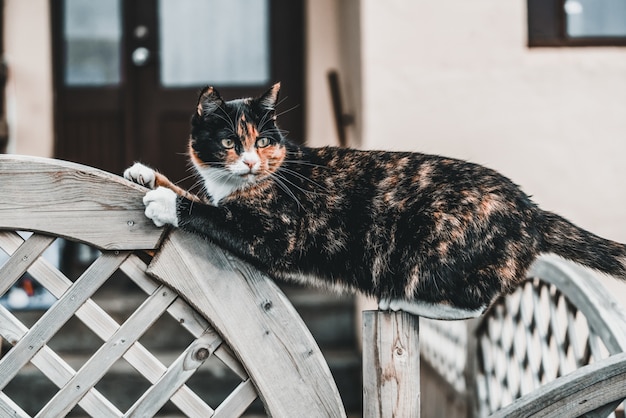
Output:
[4, 0, 54, 157]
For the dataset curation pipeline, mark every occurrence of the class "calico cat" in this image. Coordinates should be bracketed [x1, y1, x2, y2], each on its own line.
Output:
[124, 83, 626, 320]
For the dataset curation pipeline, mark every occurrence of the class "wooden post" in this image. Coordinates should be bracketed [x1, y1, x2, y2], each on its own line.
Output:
[363, 310, 420, 417]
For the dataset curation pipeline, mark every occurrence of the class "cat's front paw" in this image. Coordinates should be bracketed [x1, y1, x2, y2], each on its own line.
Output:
[124, 163, 156, 189]
[143, 187, 179, 227]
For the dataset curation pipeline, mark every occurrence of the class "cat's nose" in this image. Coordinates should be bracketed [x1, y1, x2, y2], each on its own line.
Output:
[243, 160, 256, 169]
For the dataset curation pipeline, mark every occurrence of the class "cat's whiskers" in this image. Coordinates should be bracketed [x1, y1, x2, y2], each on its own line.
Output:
[267, 172, 304, 211]
[275, 166, 329, 195]
[257, 109, 274, 134]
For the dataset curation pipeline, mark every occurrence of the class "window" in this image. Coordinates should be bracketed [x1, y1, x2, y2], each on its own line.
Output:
[528, 0, 626, 46]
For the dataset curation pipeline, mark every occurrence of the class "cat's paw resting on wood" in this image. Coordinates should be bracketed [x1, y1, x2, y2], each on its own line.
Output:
[124, 83, 626, 320]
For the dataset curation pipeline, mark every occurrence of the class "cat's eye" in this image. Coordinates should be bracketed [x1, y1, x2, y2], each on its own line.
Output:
[221, 138, 235, 149]
[256, 137, 271, 148]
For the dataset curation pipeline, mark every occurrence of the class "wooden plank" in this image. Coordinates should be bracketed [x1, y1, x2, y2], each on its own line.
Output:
[491, 352, 626, 418]
[147, 230, 346, 418]
[212, 379, 258, 418]
[0, 392, 30, 418]
[0, 233, 54, 294]
[214, 345, 249, 381]
[362, 310, 420, 418]
[36, 284, 177, 417]
[0, 235, 215, 418]
[120, 254, 213, 338]
[126, 330, 222, 418]
[0, 155, 165, 250]
[0, 305, 123, 417]
[0, 251, 128, 390]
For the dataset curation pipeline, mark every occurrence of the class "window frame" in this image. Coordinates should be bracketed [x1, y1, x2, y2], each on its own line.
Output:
[528, 0, 626, 47]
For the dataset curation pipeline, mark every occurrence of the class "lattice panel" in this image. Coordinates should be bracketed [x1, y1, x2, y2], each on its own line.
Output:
[420, 318, 467, 393]
[0, 231, 259, 417]
[475, 277, 615, 416]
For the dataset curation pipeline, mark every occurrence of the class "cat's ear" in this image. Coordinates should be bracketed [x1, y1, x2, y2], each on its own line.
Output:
[258, 82, 281, 112]
[196, 86, 224, 118]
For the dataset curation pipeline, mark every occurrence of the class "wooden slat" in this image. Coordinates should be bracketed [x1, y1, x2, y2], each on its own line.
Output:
[0, 392, 30, 418]
[214, 345, 249, 381]
[120, 254, 213, 337]
[0, 233, 54, 294]
[0, 251, 129, 390]
[0, 155, 165, 250]
[362, 310, 420, 418]
[37, 284, 177, 417]
[0, 305, 123, 417]
[125, 329, 223, 418]
[212, 379, 258, 418]
[491, 352, 626, 418]
[0, 235, 216, 418]
[147, 230, 346, 418]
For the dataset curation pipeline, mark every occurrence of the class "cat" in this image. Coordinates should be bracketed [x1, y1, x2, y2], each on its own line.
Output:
[124, 83, 626, 320]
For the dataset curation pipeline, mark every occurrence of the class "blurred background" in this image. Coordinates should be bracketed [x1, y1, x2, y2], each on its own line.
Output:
[1, 0, 626, 415]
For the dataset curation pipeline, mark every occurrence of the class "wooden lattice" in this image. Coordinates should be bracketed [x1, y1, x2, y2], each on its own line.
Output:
[0, 231, 255, 417]
[0, 155, 346, 418]
[474, 256, 626, 417]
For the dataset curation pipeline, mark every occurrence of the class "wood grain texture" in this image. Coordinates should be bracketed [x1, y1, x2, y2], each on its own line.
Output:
[147, 229, 346, 418]
[0, 155, 165, 250]
[0, 232, 213, 417]
[126, 330, 222, 417]
[38, 284, 176, 417]
[362, 311, 420, 418]
[491, 352, 626, 418]
[0, 251, 129, 390]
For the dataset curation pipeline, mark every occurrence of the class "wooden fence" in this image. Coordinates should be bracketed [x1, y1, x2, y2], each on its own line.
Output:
[2, 154, 626, 417]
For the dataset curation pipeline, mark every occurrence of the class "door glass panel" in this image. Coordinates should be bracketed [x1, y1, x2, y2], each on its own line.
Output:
[565, 0, 626, 37]
[158, 0, 270, 87]
[64, 0, 122, 86]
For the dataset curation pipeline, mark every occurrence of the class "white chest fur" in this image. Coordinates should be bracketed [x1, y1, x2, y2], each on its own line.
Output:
[197, 166, 248, 205]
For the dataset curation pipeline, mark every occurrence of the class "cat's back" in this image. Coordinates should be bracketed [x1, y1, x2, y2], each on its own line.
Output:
[301, 145, 531, 209]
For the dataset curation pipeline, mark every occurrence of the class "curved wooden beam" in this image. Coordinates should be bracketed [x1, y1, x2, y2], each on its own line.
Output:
[147, 230, 347, 417]
[0, 155, 165, 250]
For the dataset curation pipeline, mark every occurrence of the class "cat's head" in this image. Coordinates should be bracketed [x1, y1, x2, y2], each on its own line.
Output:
[189, 83, 286, 191]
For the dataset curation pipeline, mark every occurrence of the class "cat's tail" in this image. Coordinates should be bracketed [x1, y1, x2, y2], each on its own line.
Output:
[538, 210, 626, 279]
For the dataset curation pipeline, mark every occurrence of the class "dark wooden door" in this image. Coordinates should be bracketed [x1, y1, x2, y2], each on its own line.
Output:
[52, 0, 304, 185]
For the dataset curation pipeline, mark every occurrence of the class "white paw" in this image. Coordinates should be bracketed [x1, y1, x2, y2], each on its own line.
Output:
[378, 298, 394, 311]
[124, 163, 156, 189]
[143, 187, 179, 227]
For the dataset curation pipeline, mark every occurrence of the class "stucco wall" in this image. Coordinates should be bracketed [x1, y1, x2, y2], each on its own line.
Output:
[4, 0, 53, 157]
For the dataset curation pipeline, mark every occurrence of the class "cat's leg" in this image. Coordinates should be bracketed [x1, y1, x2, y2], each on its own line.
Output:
[378, 298, 485, 320]
[124, 162, 202, 201]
